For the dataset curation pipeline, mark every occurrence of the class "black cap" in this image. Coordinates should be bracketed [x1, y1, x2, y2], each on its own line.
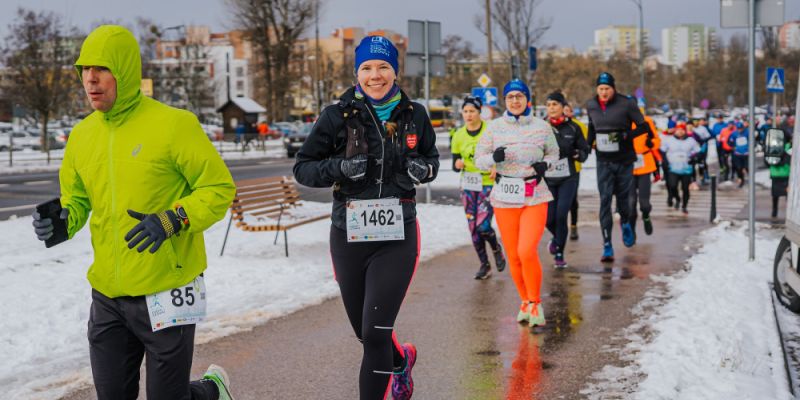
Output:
[596, 72, 616, 88]
[546, 91, 567, 105]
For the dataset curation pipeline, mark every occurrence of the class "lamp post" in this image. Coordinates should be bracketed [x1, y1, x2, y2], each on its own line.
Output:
[631, 0, 645, 95]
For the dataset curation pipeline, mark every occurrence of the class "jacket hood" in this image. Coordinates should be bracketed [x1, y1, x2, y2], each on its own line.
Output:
[75, 25, 142, 122]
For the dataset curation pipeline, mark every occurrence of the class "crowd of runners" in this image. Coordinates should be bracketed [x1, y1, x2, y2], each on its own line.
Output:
[31, 28, 794, 400]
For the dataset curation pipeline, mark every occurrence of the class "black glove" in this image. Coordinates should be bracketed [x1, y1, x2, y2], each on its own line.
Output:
[124, 209, 182, 253]
[645, 137, 654, 149]
[572, 149, 587, 161]
[532, 161, 548, 184]
[339, 153, 368, 181]
[406, 158, 430, 183]
[32, 208, 68, 241]
[493, 146, 506, 163]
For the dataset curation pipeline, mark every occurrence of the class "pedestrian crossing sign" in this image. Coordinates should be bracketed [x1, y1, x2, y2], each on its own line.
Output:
[766, 67, 785, 93]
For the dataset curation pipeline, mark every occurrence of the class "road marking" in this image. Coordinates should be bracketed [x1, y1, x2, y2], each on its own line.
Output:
[0, 203, 37, 212]
[0, 184, 8, 188]
[23, 180, 53, 185]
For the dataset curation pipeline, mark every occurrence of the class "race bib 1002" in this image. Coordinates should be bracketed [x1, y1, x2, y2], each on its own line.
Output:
[147, 276, 207, 332]
[346, 198, 405, 242]
[545, 158, 571, 178]
[461, 172, 484, 192]
[494, 177, 526, 204]
[596, 133, 620, 152]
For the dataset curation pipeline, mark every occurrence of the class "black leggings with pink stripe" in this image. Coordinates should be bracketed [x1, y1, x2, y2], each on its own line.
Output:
[330, 220, 419, 400]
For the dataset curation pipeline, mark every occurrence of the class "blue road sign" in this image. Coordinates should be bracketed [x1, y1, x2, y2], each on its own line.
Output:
[471, 87, 498, 106]
[766, 67, 785, 93]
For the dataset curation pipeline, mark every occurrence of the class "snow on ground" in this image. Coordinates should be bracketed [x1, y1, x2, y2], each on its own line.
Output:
[581, 221, 792, 400]
[2, 202, 471, 399]
[0, 140, 289, 175]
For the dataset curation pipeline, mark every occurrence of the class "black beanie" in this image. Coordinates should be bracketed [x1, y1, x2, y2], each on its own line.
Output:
[546, 91, 567, 105]
[596, 72, 616, 88]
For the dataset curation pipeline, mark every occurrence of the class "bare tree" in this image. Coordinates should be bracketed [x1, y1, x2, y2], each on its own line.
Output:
[227, 0, 314, 121]
[473, 0, 552, 66]
[1, 8, 81, 159]
[760, 26, 780, 60]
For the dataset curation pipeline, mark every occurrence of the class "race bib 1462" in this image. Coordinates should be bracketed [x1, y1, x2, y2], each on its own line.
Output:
[346, 198, 405, 242]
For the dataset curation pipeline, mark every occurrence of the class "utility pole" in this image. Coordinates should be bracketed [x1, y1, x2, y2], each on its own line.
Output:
[314, 0, 322, 116]
[486, 0, 493, 79]
[632, 0, 645, 95]
[747, 0, 756, 260]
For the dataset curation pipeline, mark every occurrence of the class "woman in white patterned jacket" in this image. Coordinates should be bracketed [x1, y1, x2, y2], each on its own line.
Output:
[475, 79, 560, 328]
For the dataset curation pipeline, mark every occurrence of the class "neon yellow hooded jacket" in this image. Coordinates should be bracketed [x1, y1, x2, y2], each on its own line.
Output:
[63, 25, 235, 298]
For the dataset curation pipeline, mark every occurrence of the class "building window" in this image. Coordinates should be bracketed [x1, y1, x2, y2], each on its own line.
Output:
[236, 67, 244, 77]
[236, 80, 244, 91]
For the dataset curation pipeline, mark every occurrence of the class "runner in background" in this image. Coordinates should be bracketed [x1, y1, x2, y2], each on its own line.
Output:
[564, 102, 587, 241]
[661, 122, 700, 214]
[730, 122, 750, 188]
[543, 91, 589, 268]
[475, 79, 559, 327]
[451, 96, 506, 279]
[717, 120, 736, 181]
[629, 110, 661, 240]
[770, 138, 792, 218]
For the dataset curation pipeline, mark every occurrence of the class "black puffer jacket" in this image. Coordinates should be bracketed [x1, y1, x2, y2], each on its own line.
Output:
[293, 86, 439, 230]
[585, 94, 651, 164]
[545, 118, 591, 185]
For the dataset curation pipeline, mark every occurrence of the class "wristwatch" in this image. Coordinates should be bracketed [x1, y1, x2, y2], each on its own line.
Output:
[174, 204, 189, 227]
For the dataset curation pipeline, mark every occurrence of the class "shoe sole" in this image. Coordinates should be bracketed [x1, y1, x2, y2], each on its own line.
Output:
[206, 364, 234, 400]
[474, 271, 492, 280]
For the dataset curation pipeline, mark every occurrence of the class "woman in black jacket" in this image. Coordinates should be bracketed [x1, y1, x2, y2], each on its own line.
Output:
[293, 35, 438, 400]
[543, 92, 590, 268]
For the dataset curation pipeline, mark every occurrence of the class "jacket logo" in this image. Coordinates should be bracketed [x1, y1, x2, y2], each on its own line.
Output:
[406, 134, 417, 149]
[132, 144, 142, 157]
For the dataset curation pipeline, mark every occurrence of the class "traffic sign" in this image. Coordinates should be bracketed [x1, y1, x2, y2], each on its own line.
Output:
[766, 67, 785, 93]
[477, 73, 491, 88]
[528, 46, 537, 71]
[471, 87, 498, 106]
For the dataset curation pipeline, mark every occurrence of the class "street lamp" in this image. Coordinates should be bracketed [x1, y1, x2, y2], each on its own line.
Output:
[631, 0, 645, 96]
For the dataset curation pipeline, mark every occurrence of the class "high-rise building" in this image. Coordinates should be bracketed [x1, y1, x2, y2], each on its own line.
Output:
[779, 21, 800, 52]
[588, 25, 649, 60]
[661, 24, 717, 67]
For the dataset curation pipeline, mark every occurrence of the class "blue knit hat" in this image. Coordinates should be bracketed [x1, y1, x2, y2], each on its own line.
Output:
[596, 72, 616, 88]
[354, 35, 399, 74]
[503, 79, 530, 102]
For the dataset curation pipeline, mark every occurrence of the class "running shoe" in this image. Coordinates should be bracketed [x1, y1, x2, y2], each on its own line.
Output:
[569, 225, 579, 241]
[474, 262, 492, 280]
[621, 222, 635, 247]
[643, 215, 653, 235]
[203, 364, 235, 400]
[392, 343, 417, 400]
[681, 207, 689, 215]
[548, 239, 558, 255]
[601, 242, 614, 262]
[517, 301, 531, 324]
[554, 253, 567, 269]
[528, 302, 546, 327]
[493, 246, 506, 272]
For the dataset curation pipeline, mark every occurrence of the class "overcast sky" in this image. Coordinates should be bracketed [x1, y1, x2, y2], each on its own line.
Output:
[2, 0, 799, 52]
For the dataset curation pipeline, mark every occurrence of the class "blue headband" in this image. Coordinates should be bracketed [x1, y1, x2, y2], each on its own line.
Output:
[354, 35, 399, 74]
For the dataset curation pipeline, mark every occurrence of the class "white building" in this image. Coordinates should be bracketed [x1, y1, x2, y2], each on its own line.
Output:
[587, 25, 649, 60]
[661, 24, 716, 67]
[779, 21, 800, 52]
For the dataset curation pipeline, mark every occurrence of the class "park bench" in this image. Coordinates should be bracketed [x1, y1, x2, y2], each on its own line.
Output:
[219, 175, 330, 257]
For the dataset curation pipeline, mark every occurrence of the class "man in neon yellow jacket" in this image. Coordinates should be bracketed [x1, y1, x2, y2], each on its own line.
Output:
[31, 25, 235, 399]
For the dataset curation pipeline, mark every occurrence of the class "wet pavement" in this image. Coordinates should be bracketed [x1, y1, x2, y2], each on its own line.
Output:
[63, 208, 714, 399]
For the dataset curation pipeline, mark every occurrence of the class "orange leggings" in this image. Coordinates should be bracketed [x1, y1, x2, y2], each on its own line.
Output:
[494, 203, 548, 304]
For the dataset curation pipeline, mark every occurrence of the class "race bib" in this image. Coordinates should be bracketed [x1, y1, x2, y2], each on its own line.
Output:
[596, 133, 620, 152]
[736, 136, 747, 147]
[494, 177, 526, 204]
[634, 154, 645, 169]
[461, 172, 484, 192]
[346, 198, 404, 242]
[545, 158, 571, 178]
[672, 153, 688, 164]
[147, 276, 207, 332]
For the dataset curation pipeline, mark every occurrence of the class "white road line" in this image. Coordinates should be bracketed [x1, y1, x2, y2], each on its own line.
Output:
[23, 180, 53, 185]
[0, 203, 36, 212]
[0, 184, 8, 188]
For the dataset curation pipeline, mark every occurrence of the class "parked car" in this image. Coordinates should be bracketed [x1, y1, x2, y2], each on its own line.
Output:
[272, 122, 298, 137]
[283, 123, 312, 158]
[200, 124, 224, 141]
[0, 132, 24, 151]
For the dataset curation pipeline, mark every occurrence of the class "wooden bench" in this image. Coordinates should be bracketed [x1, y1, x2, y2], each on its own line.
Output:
[219, 175, 330, 257]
